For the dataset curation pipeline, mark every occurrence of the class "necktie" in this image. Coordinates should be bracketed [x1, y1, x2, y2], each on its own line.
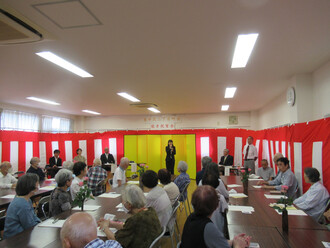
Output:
[245, 145, 250, 160]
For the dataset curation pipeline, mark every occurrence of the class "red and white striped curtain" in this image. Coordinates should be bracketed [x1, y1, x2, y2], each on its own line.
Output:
[0, 118, 329, 193]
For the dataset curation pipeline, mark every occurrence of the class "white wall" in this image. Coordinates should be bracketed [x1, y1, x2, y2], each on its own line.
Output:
[312, 60, 330, 120]
[81, 112, 252, 131]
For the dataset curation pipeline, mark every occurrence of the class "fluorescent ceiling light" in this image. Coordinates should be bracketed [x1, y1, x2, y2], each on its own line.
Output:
[117, 92, 140, 102]
[231, 33, 259, 68]
[36, 51, 93, 78]
[26, 96, 60, 105]
[148, 107, 161, 113]
[225, 87, 237, 98]
[221, 105, 229, 111]
[82, 110, 101, 115]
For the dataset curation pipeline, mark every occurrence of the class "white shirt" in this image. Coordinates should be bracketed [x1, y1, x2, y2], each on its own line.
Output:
[70, 176, 83, 200]
[293, 182, 329, 221]
[112, 167, 126, 188]
[243, 144, 258, 160]
[0, 172, 17, 189]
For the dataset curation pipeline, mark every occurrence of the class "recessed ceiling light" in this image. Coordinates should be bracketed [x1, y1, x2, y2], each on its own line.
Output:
[148, 107, 161, 113]
[231, 33, 259, 68]
[117, 92, 140, 102]
[26, 96, 60, 105]
[82, 110, 101, 115]
[36, 51, 93, 78]
[221, 105, 229, 111]
[225, 87, 237, 98]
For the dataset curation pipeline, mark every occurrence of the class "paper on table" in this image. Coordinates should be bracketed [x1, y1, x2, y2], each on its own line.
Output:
[98, 193, 121, 198]
[116, 203, 123, 208]
[46, 178, 56, 182]
[97, 227, 117, 237]
[72, 205, 101, 211]
[39, 185, 56, 190]
[248, 178, 263, 181]
[229, 193, 248, 198]
[253, 186, 262, 188]
[228, 189, 238, 194]
[144, 193, 148, 196]
[264, 194, 288, 199]
[227, 184, 242, 188]
[228, 205, 255, 212]
[275, 209, 307, 216]
[38, 218, 66, 228]
[322, 241, 330, 248]
[0, 194, 15, 199]
[127, 181, 139, 185]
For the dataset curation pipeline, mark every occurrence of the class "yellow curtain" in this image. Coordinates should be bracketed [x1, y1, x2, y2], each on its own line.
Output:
[124, 134, 196, 179]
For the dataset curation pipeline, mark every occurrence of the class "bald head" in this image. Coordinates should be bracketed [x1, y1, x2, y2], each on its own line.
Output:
[120, 157, 130, 170]
[0, 161, 11, 176]
[273, 153, 284, 165]
[60, 212, 97, 248]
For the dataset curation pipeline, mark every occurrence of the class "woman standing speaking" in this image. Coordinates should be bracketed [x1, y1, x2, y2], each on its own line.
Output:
[165, 139, 176, 175]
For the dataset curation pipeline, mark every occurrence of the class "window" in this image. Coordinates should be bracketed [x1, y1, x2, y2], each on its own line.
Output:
[42, 115, 72, 132]
[0, 109, 39, 131]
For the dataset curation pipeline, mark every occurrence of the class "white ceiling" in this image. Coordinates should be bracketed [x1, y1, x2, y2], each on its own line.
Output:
[0, 0, 329, 116]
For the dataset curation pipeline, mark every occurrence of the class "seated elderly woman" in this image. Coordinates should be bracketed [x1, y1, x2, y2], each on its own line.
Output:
[26, 157, 45, 182]
[174, 161, 191, 200]
[141, 170, 172, 227]
[87, 158, 107, 196]
[98, 185, 162, 248]
[70, 162, 88, 200]
[198, 162, 229, 200]
[0, 161, 17, 189]
[202, 173, 228, 234]
[3, 174, 41, 239]
[181, 185, 251, 248]
[50, 169, 74, 217]
[62, 161, 74, 172]
[158, 168, 180, 205]
[293, 167, 329, 221]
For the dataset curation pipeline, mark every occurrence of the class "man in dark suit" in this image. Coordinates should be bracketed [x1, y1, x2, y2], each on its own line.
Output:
[100, 147, 115, 165]
[49, 149, 62, 167]
[219, 149, 234, 175]
[47, 149, 62, 178]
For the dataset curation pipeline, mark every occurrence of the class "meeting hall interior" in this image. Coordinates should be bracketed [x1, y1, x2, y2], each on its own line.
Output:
[0, 0, 329, 247]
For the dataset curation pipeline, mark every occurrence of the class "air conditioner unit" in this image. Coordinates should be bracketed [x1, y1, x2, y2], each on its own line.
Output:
[0, 8, 43, 45]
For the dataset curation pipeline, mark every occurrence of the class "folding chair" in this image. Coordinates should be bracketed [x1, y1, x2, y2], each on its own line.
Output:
[179, 182, 191, 217]
[164, 201, 181, 248]
[317, 198, 330, 224]
[36, 195, 51, 220]
[149, 226, 166, 248]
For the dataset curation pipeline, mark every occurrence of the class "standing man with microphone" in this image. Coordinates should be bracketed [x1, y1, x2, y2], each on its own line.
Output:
[165, 140, 176, 175]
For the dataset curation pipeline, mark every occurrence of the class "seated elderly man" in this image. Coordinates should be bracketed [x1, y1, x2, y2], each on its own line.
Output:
[26, 157, 45, 182]
[61, 212, 122, 248]
[272, 153, 284, 179]
[0, 162, 17, 189]
[87, 158, 107, 196]
[256, 159, 274, 181]
[50, 169, 74, 217]
[98, 185, 162, 248]
[112, 157, 129, 188]
[174, 161, 191, 200]
[141, 170, 172, 227]
[259, 157, 298, 198]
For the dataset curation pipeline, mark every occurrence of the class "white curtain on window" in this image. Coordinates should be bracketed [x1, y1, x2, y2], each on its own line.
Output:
[0, 110, 39, 131]
[42, 115, 72, 132]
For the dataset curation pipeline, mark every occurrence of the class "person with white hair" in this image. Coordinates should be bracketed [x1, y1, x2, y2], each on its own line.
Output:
[62, 161, 74, 172]
[87, 158, 107, 196]
[112, 157, 129, 188]
[26, 157, 45, 182]
[174, 161, 191, 200]
[196, 156, 212, 185]
[50, 169, 74, 217]
[61, 212, 122, 248]
[0, 161, 17, 189]
[98, 185, 162, 248]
